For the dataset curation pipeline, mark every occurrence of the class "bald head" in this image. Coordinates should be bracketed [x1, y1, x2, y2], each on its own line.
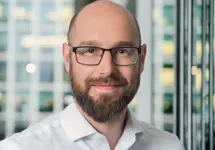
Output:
[67, 0, 141, 45]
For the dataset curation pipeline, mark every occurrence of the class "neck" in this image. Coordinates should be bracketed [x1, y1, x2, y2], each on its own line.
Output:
[75, 103, 127, 149]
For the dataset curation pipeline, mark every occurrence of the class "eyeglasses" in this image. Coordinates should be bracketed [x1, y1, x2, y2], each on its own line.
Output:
[69, 44, 141, 66]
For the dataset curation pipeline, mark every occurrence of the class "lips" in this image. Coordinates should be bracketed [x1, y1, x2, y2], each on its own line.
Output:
[93, 84, 121, 86]
[92, 83, 124, 87]
[92, 84, 123, 92]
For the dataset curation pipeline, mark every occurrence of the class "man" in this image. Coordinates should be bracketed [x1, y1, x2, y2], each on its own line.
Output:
[0, 0, 184, 150]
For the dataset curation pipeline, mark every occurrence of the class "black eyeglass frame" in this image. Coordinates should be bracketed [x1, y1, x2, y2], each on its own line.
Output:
[68, 43, 142, 66]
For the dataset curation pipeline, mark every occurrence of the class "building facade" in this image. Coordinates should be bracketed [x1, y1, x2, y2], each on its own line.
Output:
[0, 0, 214, 150]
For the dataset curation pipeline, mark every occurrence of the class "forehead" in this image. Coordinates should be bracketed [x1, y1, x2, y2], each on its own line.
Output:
[71, 10, 138, 47]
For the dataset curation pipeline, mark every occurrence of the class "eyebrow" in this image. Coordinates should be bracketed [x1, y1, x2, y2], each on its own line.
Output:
[79, 40, 101, 46]
[78, 40, 137, 47]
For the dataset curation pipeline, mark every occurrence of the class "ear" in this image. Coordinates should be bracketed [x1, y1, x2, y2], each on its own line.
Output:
[62, 42, 71, 73]
[139, 44, 147, 73]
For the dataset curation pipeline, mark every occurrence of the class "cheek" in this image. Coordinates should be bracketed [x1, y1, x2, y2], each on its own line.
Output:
[118, 67, 137, 83]
[70, 61, 93, 86]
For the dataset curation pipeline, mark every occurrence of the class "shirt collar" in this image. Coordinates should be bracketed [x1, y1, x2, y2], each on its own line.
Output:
[60, 102, 144, 142]
[125, 110, 144, 135]
[60, 103, 96, 141]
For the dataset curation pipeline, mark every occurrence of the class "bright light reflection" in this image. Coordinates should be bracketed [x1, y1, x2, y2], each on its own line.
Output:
[191, 66, 198, 75]
[26, 63, 36, 74]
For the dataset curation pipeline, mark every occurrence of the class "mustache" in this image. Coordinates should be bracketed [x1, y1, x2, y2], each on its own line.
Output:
[85, 73, 128, 86]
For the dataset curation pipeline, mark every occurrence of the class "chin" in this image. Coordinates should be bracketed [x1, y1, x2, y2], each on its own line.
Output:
[90, 92, 122, 102]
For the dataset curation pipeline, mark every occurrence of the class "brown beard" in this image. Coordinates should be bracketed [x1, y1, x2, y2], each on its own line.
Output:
[69, 65, 140, 123]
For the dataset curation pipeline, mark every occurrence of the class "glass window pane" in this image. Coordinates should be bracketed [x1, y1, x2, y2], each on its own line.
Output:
[0, 2, 8, 23]
[39, 91, 53, 112]
[164, 123, 173, 133]
[161, 64, 174, 87]
[16, 62, 31, 82]
[16, 32, 31, 53]
[63, 91, 73, 109]
[0, 32, 7, 53]
[15, 91, 29, 113]
[128, 96, 137, 115]
[0, 61, 6, 82]
[0, 121, 5, 140]
[163, 5, 174, 26]
[40, 3, 56, 24]
[16, 2, 32, 25]
[63, 64, 70, 83]
[15, 123, 28, 133]
[0, 90, 6, 112]
[193, 94, 201, 114]
[39, 32, 55, 55]
[162, 35, 175, 56]
[61, 5, 74, 25]
[40, 47, 55, 55]
[163, 93, 173, 114]
[39, 62, 54, 82]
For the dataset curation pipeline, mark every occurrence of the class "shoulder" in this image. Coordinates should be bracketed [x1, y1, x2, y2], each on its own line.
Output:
[0, 112, 64, 150]
[137, 121, 184, 150]
[139, 121, 178, 139]
[0, 140, 20, 150]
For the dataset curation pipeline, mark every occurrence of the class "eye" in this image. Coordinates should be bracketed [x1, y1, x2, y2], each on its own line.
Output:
[118, 49, 128, 54]
[77, 47, 96, 54]
[116, 48, 133, 55]
[87, 48, 95, 53]
[77, 47, 102, 56]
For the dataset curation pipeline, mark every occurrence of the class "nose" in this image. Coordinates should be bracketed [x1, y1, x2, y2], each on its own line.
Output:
[97, 51, 116, 76]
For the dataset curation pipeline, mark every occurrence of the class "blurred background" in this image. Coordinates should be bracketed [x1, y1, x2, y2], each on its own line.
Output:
[0, 0, 214, 150]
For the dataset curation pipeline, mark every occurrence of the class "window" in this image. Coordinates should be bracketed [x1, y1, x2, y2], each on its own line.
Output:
[16, 62, 31, 82]
[40, 47, 55, 55]
[0, 121, 5, 140]
[0, 90, 6, 112]
[15, 91, 29, 113]
[63, 91, 73, 108]
[16, 32, 31, 53]
[0, 2, 8, 23]
[0, 61, 6, 82]
[15, 123, 28, 134]
[163, 93, 173, 114]
[128, 97, 137, 115]
[39, 32, 55, 55]
[39, 91, 53, 112]
[63, 63, 70, 83]
[164, 123, 173, 133]
[163, 5, 174, 27]
[40, 3, 56, 24]
[161, 64, 174, 87]
[193, 94, 201, 114]
[16, 2, 32, 25]
[162, 34, 175, 56]
[0, 32, 7, 53]
[61, 6, 75, 25]
[39, 62, 54, 82]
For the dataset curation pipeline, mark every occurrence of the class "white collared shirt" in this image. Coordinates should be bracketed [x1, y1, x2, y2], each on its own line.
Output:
[0, 103, 184, 150]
